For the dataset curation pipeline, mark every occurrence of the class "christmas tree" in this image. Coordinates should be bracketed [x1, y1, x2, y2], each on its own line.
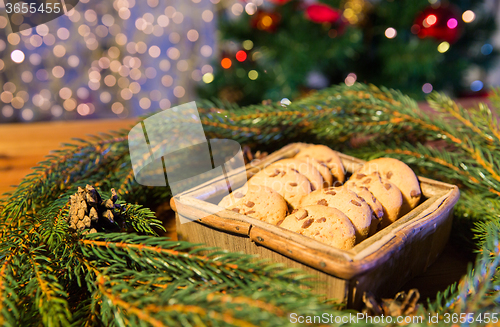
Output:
[198, 0, 497, 105]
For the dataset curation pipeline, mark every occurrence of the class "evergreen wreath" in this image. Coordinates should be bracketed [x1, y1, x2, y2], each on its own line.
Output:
[1, 83, 499, 326]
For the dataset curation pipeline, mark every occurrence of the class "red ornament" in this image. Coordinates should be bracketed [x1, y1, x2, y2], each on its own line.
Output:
[305, 3, 342, 24]
[413, 4, 462, 44]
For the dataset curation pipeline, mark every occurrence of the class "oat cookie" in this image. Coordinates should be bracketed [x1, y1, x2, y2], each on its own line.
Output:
[295, 145, 345, 184]
[279, 205, 356, 250]
[269, 158, 324, 191]
[347, 171, 402, 229]
[297, 157, 334, 188]
[299, 187, 372, 243]
[248, 165, 312, 209]
[356, 158, 421, 215]
[218, 183, 249, 208]
[218, 184, 288, 225]
[344, 184, 383, 236]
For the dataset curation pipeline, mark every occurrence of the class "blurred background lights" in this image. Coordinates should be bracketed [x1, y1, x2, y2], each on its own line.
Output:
[173, 86, 185, 98]
[243, 40, 254, 50]
[2, 106, 13, 118]
[51, 105, 63, 117]
[187, 29, 199, 42]
[447, 18, 458, 29]
[200, 45, 213, 57]
[100, 92, 112, 103]
[345, 73, 357, 86]
[221, 58, 232, 69]
[159, 98, 171, 110]
[422, 83, 433, 93]
[481, 44, 493, 55]
[236, 50, 247, 62]
[203, 73, 214, 84]
[231, 3, 244, 16]
[259, 15, 273, 29]
[248, 70, 258, 80]
[202, 63, 213, 74]
[112, 102, 124, 115]
[462, 10, 475, 23]
[470, 80, 483, 91]
[22, 109, 34, 121]
[437, 41, 450, 53]
[281, 98, 291, 106]
[245, 3, 257, 15]
[29, 53, 41, 65]
[139, 98, 151, 109]
[385, 27, 397, 39]
[77, 103, 91, 116]
[426, 14, 437, 26]
[202, 10, 214, 22]
[11, 50, 25, 63]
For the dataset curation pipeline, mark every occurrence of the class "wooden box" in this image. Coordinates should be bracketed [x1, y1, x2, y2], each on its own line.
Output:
[171, 143, 460, 309]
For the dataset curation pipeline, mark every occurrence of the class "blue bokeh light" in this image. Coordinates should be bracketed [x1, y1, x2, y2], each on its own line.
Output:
[481, 44, 493, 55]
[470, 80, 483, 92]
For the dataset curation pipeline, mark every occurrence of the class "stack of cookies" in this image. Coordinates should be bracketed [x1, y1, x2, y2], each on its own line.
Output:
[218, 144, 422, 250]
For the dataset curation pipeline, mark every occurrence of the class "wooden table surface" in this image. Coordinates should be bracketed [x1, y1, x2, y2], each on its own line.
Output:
[0, 118, 138, 196]
[0, 115, 473, 304]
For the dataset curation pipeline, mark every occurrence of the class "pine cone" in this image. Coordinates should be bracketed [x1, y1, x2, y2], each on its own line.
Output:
[362, 289, 421, 317]
[66, 185, 124, 235]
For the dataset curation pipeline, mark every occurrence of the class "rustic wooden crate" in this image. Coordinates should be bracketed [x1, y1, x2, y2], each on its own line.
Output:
[171, 143, 460, 309]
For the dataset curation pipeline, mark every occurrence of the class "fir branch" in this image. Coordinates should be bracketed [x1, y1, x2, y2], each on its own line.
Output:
[27, 249, 72, 327]
[79, 233, 316, 292]
[0, 256, 19, 327]
[384, 146, 481, 186]
[120, 203, 164, 235]
[457, 222, 500, 312]
[427, 93, 496, 145]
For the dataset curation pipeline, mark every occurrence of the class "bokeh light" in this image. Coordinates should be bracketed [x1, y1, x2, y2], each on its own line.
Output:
[447, 18, 458, 29]
[2, 106, 14, 118]
[203, 73, 214, 83]
[345, 73, 357, 86]
[221, 58, 232, 69]
[462, 10, 475, 23]
[11, 50, 25, 63]
[470, 80, 483, 91]
[22, 109, 34, 121]
[481, 44, 493, 55]
[385, 28, 397, 39]
[425, 14, 437, 26]
[422, 83, 433, 93]
[248, 70, 258, 80]
[437, 42, 450, 53]
[243, 40, 254, 50]
[235, 52, 246, 64]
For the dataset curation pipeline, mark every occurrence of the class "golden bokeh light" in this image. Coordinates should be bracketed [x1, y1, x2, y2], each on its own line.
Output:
[59, 88, 73, 100]
[64, 98, 77, 111]
[104, 75, 117, 87]
[139, 98, 151, 109]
